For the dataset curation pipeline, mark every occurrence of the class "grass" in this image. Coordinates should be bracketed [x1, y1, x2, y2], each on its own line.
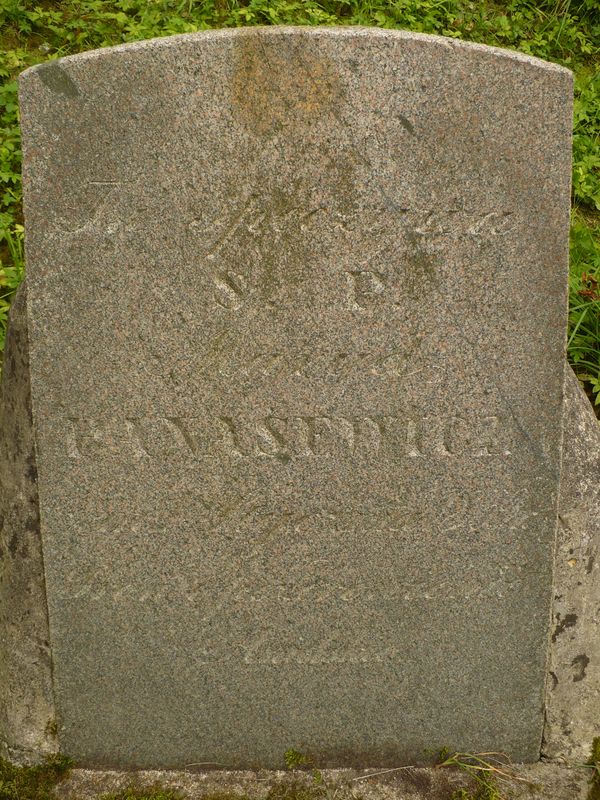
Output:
[436, 750, 530, 800]
[585, 736, 600, 800]
[0, 0, 599, 406]
[569, 208, 600, 406]
[0, 755, 72, 800]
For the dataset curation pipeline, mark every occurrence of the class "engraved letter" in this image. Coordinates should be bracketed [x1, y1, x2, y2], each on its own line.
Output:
[405, 418, 423, 458]
[472, 415, 505, 456]
[165, 417, 201, 458]
[217, 416, 245, 455]
[124, 418, 151, 458]
[467, 210, 513, 238]
[214, 271, 246, 310]
[256, 417, 289, 458]
[345, 270, 387, 310]
[67, 417, 103, 458]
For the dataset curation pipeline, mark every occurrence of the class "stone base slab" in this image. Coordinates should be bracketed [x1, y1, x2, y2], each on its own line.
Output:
[57, 764, 591, 800]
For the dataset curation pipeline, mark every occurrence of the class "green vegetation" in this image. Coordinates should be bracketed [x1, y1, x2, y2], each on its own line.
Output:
[569, 209, 600, 403]
[586, 736, 600, 800]
[0, 750, 548, 800]
[450, 789, 498, 800]
[1, 0, 599, 405]
[438, 749, 535, 800]
[284, 749, 312, 770]
[439, 751, 502, 800]
[0, 754, 72, 800]
[0, 756, 324, 800]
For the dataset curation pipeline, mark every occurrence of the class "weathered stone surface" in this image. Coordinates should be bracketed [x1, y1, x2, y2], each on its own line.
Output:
[13, 27, 573, 767]
[543, 369, 600, 762]
[56, 763, 591, 800]
[0, 283, 57, 763]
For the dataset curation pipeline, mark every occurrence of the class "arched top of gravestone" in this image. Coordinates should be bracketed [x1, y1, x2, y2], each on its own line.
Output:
[18, 26, 573, 294]
[19, 28, 572, 153]
[20, 26, 572, 83]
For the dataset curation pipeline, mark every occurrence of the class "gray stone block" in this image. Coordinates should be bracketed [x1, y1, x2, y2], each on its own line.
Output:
[1, 27, 581, 767]
[54, 763, 592, 800]
[0, 283, 57, 764]
[543, 368, 600, 762]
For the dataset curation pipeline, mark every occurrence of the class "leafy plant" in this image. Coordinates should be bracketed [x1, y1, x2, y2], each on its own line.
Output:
[284, 749, 311, 770]
[0, 221, 24, 356]
[568, 210, 600, 405]
[573, 70, 600, 211]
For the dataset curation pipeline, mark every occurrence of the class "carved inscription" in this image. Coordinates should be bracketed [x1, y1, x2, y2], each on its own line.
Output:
[218, 414, 507, 459]
[59, 179, 139, 234]
[248, 349, 418, 379]
[345, 270, 388, 310]
[67, 414, 509, 460]
[405, 208, 513, 241]
[213, 271, 246, 310]
[189, 190, 514, 311]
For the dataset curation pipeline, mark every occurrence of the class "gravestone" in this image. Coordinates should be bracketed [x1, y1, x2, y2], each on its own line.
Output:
[0, 27, 577, 768]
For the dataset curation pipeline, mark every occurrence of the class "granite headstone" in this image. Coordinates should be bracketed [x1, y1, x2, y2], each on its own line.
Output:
[1, 27, 574, 767]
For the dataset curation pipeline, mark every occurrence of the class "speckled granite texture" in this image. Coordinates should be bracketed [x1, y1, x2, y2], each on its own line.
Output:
[10, 27, 574, 767]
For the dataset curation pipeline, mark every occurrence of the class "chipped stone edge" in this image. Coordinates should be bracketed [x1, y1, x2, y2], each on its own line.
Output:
[0, 281, 58, 764]
[543, 367, 600, 762]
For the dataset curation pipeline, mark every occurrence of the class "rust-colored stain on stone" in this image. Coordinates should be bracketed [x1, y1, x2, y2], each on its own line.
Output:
[231, 33, 342, 135]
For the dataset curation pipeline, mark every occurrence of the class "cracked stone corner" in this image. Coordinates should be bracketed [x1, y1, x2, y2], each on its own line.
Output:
[0, 281, 58, 764]
[543, 366, 600, 763]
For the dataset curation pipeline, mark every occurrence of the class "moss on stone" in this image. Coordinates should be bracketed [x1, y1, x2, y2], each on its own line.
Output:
[0, 754, 72, 800]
